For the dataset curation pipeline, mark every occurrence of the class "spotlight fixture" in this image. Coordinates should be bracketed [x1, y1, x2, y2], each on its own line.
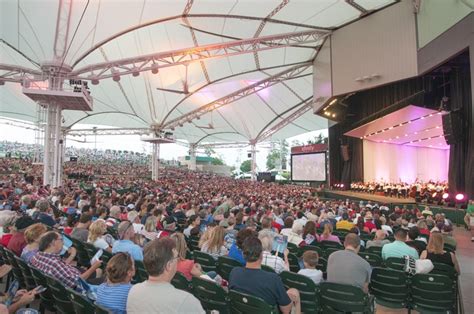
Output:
[455, 193, 465, 201]
[151, 63, 159, 74]
[442, 193, 449, 199]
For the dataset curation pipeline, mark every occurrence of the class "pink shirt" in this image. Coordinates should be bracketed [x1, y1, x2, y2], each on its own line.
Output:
[318, 234, 341, 244]
[176, 259, 195, 281]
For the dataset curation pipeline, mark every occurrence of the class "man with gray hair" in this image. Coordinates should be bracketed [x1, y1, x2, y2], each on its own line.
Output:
[35, 199, 57, 227]
[327, 233, 371, 293]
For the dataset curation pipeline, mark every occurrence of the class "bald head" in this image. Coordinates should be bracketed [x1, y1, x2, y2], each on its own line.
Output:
[374, 230, 386, 240]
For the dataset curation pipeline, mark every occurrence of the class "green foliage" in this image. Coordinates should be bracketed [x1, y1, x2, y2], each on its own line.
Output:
[240, 160, 251, 172]
[266, 140, 289, 170]
[211, 157, 225, 165]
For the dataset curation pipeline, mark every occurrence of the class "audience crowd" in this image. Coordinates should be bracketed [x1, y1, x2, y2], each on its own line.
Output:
[0, 156, 466, 313]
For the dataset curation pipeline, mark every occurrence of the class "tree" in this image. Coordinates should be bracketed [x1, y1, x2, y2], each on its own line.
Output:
[240, 160, 251, 172]
[204, 146, 215, 157]
[266, 149, 279, 170]
[266, 140, 289, 170]
[211, 157, 225, 165]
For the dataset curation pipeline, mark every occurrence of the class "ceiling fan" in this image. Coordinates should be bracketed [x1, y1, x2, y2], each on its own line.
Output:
[156, 64, 190, 95]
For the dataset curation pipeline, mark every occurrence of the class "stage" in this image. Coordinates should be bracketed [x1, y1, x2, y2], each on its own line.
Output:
[322, 190, 416, 205]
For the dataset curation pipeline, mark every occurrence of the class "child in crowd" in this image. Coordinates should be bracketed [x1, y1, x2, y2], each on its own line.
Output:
[297, 251, 323, 284]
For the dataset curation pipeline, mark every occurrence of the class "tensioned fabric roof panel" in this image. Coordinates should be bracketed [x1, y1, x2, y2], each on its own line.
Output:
[0, 0, 397, 145]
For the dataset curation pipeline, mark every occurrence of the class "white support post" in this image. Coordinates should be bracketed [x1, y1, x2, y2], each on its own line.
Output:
[43, 103, 62, 186]
[250, 142, 257, 181]
[151, 143, 160, 180]
[189, 143, 197, 171]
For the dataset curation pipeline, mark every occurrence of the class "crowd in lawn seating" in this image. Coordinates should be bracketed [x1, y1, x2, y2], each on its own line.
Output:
[0, 157, 462, 313]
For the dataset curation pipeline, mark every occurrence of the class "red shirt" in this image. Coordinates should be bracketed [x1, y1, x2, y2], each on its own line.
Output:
[63, 227, 73, 235]
[7, 232, 26, 256]
[364, 221, 376, 232]
[0, 234, 13, 247]
[176, 259, 195, 281]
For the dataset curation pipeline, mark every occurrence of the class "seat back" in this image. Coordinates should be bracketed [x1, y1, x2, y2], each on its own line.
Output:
[188, 236, 200, 251]
[287, 252, 300, 273]
[229, 290, 278, 314]
[320, 282, 373, 313]
[384, 257, 405, 270]
[280, 271, 319, 313]
[4, 248, 26, 288]
[299, 245, 324, 259]
[29, 266, 56, 312]
[217, 256, 242, 281]
[410, 273, 456, 313]
[67, 288, 96, 314]
[430, 262, 458, 279]
[82, 242, 98, 260]
[286, 242, 299, 256]
[261, 264, 276, 273]
[366, 246, 382, 256]
[370, 267, 409, 309]
[193, 251, 217, 272]
[324, 247, 343, 259]
[14, 256, 36, 290]
[358, 252, 383, 267]
[443, 243, 456, 253]
[192, 277, 229, 314]
[171, 271, 191, 291]
[69, 237, 90, 267]
[45, 275, 75, 313]
[320, 240, 343, 250]
[133, 260, 148, 283]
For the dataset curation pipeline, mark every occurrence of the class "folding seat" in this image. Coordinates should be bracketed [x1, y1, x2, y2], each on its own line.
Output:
[192, 276, 229, 314]
[370, 267, 409, 310]
[320, 282, 374, 314]
[410, 273, 456, 313]
[358, 252, 383, 267]
[229, 290, 279, 314]
[44, 274, 75, 313]
[192, 251, 217, 272]
[171, 271, 191, 291]
[133, 260, 148, 283]
[217, 256, 242, 281]
[30, 266, 57, 313]
[384, 257, 405, 270]
[280, 271, 320, 313]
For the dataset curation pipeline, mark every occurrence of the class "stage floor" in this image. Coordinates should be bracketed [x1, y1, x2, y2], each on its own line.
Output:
[323, 190, 416, 204]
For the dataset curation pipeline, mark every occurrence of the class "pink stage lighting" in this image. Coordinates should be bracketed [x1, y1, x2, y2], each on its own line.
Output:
[455, 193, 465, 201]
[442, 193, 449, 199]
[341, 184, 344, 188]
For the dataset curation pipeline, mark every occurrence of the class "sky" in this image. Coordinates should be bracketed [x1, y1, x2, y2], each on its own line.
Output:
[0, 120, 327, 171]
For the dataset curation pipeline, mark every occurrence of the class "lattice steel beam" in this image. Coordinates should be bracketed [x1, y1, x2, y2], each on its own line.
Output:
[256, 97, 314, 143]
[199, 142, 249, 149]
[65, 127, 151, 137]
[69, 30, 327, 80]
[0, 64, 43, 83]
[163, 62, 312, 130]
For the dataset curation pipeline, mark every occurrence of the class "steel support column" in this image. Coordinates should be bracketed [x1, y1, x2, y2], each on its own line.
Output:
[151, 143, 160, 180]
[43, 102, 62, 187]
[250, 142, 257, 181]
[189, 143, 197, 171]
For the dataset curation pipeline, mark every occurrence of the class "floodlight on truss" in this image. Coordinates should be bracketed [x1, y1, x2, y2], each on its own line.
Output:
[69, 30, 328, 81]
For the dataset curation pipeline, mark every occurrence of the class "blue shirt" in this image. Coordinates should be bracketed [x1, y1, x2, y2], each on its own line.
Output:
[112, 240, 143, 261]
[96, 282, 132, 314]
[228, 243, 245, 265]
[382, 240, 419, 260]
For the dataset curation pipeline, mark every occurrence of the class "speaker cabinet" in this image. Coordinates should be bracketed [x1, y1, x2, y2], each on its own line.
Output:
[442, 112, 462, 145]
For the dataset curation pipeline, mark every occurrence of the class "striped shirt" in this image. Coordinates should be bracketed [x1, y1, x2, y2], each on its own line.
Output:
[96, 282, 132, 314]
[262, 251, 288, 274]
[30, 251, 81, 289]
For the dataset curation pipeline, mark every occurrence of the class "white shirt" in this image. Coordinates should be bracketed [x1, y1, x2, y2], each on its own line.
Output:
[298, 268, 323, 284]
[262, 251, 288, 274]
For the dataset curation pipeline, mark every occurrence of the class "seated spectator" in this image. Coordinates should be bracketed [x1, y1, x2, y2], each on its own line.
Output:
[366, 230, 390, 249]
[201, 226, 228, 259]
[405, 227, 426, 255]
[0, 216, 15, 247]
[258, 216, 277, 239]
[21, 223, 47, 263]
[70, 213, 92, 242]
[127, 238, 204, 313]
[364, 212, 376, 232]
[382, 229, 419, 260]
[222, 216, 237, 250]
[233, 212, 245, 231]
[170, 233, 203, 281]
[286, 222, 304, 246]
[441, 224, 457, 249]
[280, 217, 294, 237]
[336, 212, 354, 231]
[8, 216, 35, 256]
[327, 233, 371, 293]
[96, 253, 135, 314]
[183, 215, 200, 238]
[229, 237, 301, 314]
[318, 224, 341, 244]
[34, 199, 57, 227]
[158, 216, 177, 238]
[420, 232, 460, 274]
[301, 221, 319, 246]
[258, 233, 289, 274]
[106, 206, 122, 227]
[30, 231, 102, 289]
[112, 221, 143, 261]
[417, 220, 431, 236]
[63, 214, 78, 235]
[297, 251, 323, 284]
[127, 211, 144, 235]
[141, 216, 159, 241]
[88, 219, 113, 252]
[228, 228, 257, 265]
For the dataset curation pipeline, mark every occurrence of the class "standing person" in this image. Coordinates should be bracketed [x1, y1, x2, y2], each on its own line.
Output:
[327, 234, 372, 293]
[229, 237, 301, 314]
[127, 238, 204, 313]
[96, 253, 135, 314]
[464, 199, 474, 242]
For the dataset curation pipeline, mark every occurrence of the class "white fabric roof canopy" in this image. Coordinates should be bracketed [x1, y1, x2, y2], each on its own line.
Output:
[0, 0, 396, 145]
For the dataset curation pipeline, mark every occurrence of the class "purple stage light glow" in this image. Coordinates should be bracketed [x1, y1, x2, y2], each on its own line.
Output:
[455, 193, 465, 201]
[442, 193, 449, 199]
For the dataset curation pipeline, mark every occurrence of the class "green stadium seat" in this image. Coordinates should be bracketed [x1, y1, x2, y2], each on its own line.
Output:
[30, 266, 57, 313]
[299, 245, 324, 259]
[45, 274, 76, 313]
[14, 256, 36, 290]
[370, 267, 409, 309]
[280, 271, 320, 313]
[287, 242, 299, 256]
[410, 273, 456, 313]
[287, 252, 300, 273]
[319, 282, 374, 314]
[217, 256, 242, 281]
[67, 287, 96, 313]
[192, 276, 229, 314]
[229, 290, 279, 314]
[366, 246, 382, 256]
[358, 252, 383, 267]
[133, 260, 148, 283]
[193, 251, 217, 272]
[384, 257, 405, 270]
[171, 271, 191, 291]
[188, 236, 200, 252]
